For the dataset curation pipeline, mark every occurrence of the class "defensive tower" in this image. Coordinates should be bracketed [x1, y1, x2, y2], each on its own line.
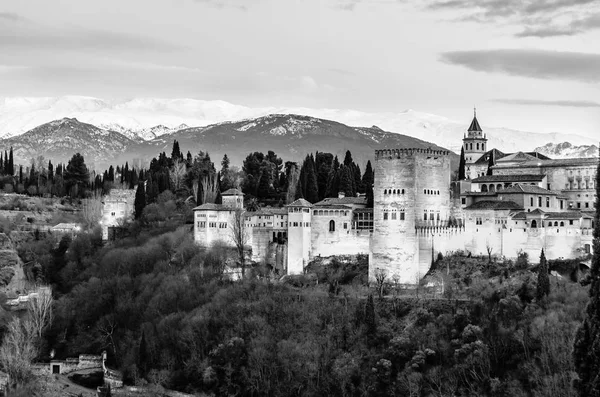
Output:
[369, 147, 452, 284]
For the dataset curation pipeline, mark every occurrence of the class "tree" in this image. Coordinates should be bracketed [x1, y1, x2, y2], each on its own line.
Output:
[134, 182, 146, 220]
[171, 139, 182, 161]
[28, 286, 53, 341]
[574, 147, 600, 396]
[81, 191, 103, 229]
[458, 146, 466, 181]
[486, 150, 495, 176]
[230, 208, 248, 278]
[8, 146, 14, 175]
[0, 318, 37, 383]
[365, 294, 376, 335]
[363, 160, 374, 207]
[169, 159, 187, 192]
[64, 153, 90, 197]
[220, 154, 233, 192]
[374, 268, 387, 300]
[536, 249, 550, 301]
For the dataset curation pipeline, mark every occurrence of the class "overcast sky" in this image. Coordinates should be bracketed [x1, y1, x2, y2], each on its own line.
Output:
[1, 0, 599, 138]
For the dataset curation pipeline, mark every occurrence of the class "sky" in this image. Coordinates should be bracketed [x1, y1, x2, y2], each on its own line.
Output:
[0, 0, 599, 139]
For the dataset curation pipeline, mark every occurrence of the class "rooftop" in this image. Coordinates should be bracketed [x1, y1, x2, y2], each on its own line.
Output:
[313, 204, 353, 210]
[193, 203, 237, 211]
[287, 198, 313, 207]
[465, 200, 523, 210]
[250, 207, 288, 216]
[314, 196, 367, 206]
[499, 184, 559, 195]
[221, 188, 244, 196]
[472, 174, 545, 183]
[496, 151, 541, 163]
[468, 114, 482, 132]
[495, 157, 599, 169]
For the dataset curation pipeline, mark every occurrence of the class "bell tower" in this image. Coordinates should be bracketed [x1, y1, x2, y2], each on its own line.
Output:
[462, 108, 487, 165]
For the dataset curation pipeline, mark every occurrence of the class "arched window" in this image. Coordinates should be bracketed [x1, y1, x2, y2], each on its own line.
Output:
[393, 189, 396, 194]
[384, 189, 387, 195]
[497, 184, 502, 191]
[560, 221, 564, 227]
[424, 189, 426, 194]
[481, 185, 488, 192]
[531, 220, 537, 228]
[329, 220, 335, 232]
[402, 189, 405, 194]
[554, 221, 558, 226]
[489, 184, 495, 192]
[476, 143, 480, 150]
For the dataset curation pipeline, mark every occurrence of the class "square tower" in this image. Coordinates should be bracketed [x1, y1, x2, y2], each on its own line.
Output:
[462, 109, 487, 165]
[369, 148, 451, 284]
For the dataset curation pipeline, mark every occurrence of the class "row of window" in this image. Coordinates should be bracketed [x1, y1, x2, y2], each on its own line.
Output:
[383, 211, 406, 220]
[384, 188, 405, 195]
[197, 221, 228, 228]
[423, 210, 441, 221]
[423, 189, 440, 195]
[465, 142, 485, 151]
[290, 222, 311, 227]
[313, 210, 349, 216]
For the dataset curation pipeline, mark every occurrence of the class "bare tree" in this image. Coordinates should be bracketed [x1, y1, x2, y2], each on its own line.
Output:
[0, 318, 37, 382]
[230, 208, 248, 278]
[374, 268, 387, 300]
[170, 159, 187, 192]
[201, 173, 219, 204]
[485, 239, 493, 263]
[28, 286, 53, 341]
[81, 190, 103, 229]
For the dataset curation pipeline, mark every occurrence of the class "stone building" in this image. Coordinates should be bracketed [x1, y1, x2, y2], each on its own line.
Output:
[100, 189, 136, 240]
[193, 112, 597, 284]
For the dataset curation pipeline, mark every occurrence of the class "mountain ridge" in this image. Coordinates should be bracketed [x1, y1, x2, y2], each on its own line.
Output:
[0, 96, 596, 154]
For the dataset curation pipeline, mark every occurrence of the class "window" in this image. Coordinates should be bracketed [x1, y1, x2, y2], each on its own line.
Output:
[560, 221, 564, 227]
[197, 221, 206, 228]
[329, 220, 335, 232]
[546, 197, 550, 208]
[384, 189, 387, 195]
[560, 200, 564, 209]
[586, 202, 590, 208]
[547, 183, 551, 190]
[424, 211, 427, 221]
[437, 213, 440, 221]
[343, 222, 348, 229]
[429, 212, 434, 221]
[293, 222, 298, 227]
[530, 197, 534, 206]
[384, 212, 388, 220]
[538, 197, 542, 207]
[392, 212, 397, 220]
[531, 220, 537, 228]
[569, 220, 574, 225]
[476, 217, 482, 225]
[209, 222, 216, 228]
[461, 198, 466, 205]
[402, 189, 405, 194]
[476, 143, 479, 150]
[400, 211, 405, 220]
[577, 202, 581, 208]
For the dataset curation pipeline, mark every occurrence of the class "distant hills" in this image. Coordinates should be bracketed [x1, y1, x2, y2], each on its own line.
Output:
[1, 96, 597, 155]
[0, 114, 458, 171]
[534, 142, 599, 159]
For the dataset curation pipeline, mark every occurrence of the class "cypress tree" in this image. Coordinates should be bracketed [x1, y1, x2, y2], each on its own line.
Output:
[304, 155, 319, 203]
[19, 165, 23, 184]
[486, 150, 495, 176]
[48, 160, 54, 182]
[108, 165, 115, 182]
[363, 161, 374, 208]
[574, 146, 600, 396]
[8, 147, 14, 175]
[171, 139, 182, 160]
[134, 182, 146, 219]
[3, 150, 7, 173]
[138, 330, 149, 377]
[458, 146, 466, 180]
[536, 249, 550, 301]
[0, 153, 3, 174]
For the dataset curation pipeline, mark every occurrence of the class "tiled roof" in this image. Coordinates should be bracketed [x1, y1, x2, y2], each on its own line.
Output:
[461, 191, 498, 196]
[193, 203, 236, 211]
[468, 115, 482, 132]
[465, 200, 523, 210]
[313, 204, 353, 210]
[287, 199, 313, 207]
[495, 157, 598, 169]
[473, 149, 506, 165]
[511, 212, 527, 220]
[499, 184, 559, 195]
[496, 152, 540, 163]
[250, 207, 288, 216]
[221, 188, 244, 196]
[353, 208, 374, 213]
[314, 196, 367, 206]
[472, 174, 545, 183]
[544, 211, 582, 219]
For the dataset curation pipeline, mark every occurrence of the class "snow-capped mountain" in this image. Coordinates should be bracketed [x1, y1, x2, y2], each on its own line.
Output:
[534, 142, 599, 159]
[0, 118, 139, 170]
[0, 114, 458, 171]
[0, 96, 596, 154]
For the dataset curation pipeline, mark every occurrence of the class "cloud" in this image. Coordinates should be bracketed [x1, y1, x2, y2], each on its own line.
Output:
[426, 0, 600, 37]
[0, 12, 24, 22]
[492, 98, 600, 108]
[440, 49, 600, 82]
[193, 0, 249, 11]
[0, 23, 183, 53]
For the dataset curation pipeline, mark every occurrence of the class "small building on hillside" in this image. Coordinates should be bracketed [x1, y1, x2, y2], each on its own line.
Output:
[100, 189, 136, 240]
[51, 223, 81, 235]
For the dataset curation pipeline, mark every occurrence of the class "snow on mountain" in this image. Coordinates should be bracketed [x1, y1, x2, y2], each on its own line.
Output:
[534, 142, 599, 159]
[0, 96, 596, 153]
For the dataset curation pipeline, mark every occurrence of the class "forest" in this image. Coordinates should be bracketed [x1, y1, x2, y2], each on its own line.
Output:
[0, 141, 598, 396]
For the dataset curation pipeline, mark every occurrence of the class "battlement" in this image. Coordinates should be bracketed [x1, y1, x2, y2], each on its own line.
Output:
[375, 147, 450, 160]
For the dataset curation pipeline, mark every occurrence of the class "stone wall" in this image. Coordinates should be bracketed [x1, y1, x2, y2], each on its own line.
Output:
[370, 148, 451, 284]
[310, 212, 370, 258]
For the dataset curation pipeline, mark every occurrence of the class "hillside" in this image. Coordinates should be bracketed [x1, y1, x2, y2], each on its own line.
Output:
[0, 115, 459, 170]
[535, 142, 599, 159]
